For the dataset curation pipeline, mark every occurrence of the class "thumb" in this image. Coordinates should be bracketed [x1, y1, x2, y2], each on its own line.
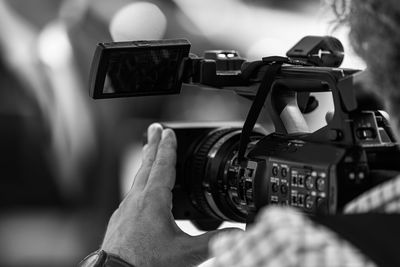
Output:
[185, 228, 243, 263]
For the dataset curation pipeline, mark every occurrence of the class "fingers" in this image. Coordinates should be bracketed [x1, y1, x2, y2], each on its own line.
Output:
[131, 123, 163, 191]
[145, 128, 177, 192]
[325, 111, 334, 124]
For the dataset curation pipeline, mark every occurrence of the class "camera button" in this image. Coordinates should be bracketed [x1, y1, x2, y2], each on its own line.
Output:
[280, 184, 288, 195]
[316, 178, 326, 192]
[316, 197, 327, 211]
[245, 189, 253, 201]
[305, 175, 314, 190]
[272, 166, 279, 176]
[281, 167, 288, 177]
[272, 183, 279, 193]
[305, 196, 313, 209]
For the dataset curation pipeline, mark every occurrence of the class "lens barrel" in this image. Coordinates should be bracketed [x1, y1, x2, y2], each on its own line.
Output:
[185, 128, 262, 223]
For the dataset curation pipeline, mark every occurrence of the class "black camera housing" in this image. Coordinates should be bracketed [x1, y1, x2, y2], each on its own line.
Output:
[89, 36, 400, 230]
[165, 65, 400, 229]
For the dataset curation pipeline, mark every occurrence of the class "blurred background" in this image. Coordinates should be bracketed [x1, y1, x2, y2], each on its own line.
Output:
[0, 0, 369, 266]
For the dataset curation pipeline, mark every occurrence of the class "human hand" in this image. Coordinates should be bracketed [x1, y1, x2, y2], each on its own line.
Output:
[101, 123, 233, 267]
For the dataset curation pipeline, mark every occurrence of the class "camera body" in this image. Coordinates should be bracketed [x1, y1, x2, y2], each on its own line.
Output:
[89, 36, 400, 230]
[167, 66, 398, 229]
[170, 126, 369, 227]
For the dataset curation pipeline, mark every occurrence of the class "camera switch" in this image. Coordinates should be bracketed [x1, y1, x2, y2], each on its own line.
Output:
[272, 183, 279, 193]
[292, 175, 298, 186]
[291, 195, 298, 205]
[298, 195, 304, 206]
[356, 128, 376, 140]
[298, 175, 304, 187]
[316, 178, 326, 192]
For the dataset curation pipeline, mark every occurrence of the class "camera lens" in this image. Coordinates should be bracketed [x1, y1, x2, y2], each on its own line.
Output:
[185, 128, 263, 223]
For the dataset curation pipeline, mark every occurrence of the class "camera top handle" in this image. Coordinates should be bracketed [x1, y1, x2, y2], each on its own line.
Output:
[237, 36, 358, 163]
[237, 62, 362, 162]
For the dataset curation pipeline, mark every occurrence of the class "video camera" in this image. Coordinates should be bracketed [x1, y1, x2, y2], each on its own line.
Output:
[89, 36, 400, 230]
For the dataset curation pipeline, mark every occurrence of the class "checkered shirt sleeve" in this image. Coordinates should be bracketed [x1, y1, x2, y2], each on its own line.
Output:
[209, 207, 376, 267]
[209, 175, 400, 267]
[344, 175, 400, 213]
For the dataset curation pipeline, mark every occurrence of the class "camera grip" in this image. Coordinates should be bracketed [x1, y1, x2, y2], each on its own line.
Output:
[269, 79, 330, 134]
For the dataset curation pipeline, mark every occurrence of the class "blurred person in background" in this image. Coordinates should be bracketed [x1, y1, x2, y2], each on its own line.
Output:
[80, 0, 400, 266]
[0, 1, 124, 266]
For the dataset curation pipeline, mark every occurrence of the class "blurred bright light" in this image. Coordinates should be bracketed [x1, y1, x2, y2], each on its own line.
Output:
[109, 1, 167, 41]
[37, 22, 72, 68]
[246, 37, 290, 60]
[173, 0, 365, 69]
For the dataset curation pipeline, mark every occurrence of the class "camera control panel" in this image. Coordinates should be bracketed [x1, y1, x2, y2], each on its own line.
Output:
[267, 162, 330, 213]
[232, 160, 334, 215]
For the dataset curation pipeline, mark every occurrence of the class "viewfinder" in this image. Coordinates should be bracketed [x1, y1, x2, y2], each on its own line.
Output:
[89, 39, 191, 99]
